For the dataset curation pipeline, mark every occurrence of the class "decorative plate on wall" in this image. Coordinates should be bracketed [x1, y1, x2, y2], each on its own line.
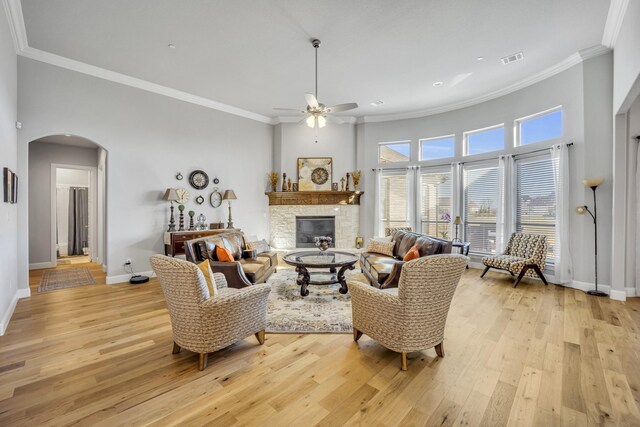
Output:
[195, 195, 205, 205]
[175, 188, 190, 204]
[189, 170, 209, 190]
[298, 157, 332, 191]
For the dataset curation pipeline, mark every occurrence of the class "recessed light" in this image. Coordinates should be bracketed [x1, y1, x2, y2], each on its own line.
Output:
[64, 134, 71, 137]
[168, 44, 176, 49]
[477, 56, 484, 61]
[433, 81, 443, 87]
[370, 100, 385, 106]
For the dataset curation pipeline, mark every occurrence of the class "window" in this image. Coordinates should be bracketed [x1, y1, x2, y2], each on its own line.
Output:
[379, 172, 409, 232]
[463, 165, 499, 254]
[420, 171, 452, 239]
[515, 156, 557, 264]
[379, 141, 411, 164]
[464, 125, 504, 155]
[420, 135, 455, 161]
[517, 108, 562, 146]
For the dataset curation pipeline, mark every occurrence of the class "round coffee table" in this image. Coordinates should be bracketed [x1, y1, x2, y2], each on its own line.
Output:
[282, 251, 358, 297]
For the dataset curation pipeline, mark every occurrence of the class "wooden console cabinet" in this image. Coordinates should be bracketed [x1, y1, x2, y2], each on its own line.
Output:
[164, 229, 241, 257]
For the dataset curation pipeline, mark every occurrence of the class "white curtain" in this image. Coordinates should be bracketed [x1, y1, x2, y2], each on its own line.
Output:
[56, 187, 70, 257]
[451, 162, 463, 238]
[373, 168, 382, 237]
[407, 166, 419, 232]
[551, 144, 573, 283]
[496, 155, 514, 253]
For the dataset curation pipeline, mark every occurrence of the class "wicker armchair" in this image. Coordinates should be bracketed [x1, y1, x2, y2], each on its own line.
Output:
[350, 254, 468, 370]
[480, 233, 549, 288]
[150, 255, 271, 370]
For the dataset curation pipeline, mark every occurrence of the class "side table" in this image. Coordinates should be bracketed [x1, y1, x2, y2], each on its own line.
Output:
[452, 241, 471, 268]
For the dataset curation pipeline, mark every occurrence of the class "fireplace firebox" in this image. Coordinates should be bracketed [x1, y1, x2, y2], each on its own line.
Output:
[295, 216, 335, 248]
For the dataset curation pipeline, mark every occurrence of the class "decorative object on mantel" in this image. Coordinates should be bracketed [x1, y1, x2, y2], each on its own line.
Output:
[196, 213, 207, 230]
[351, 170, 361, 191]
[188, 210, 195, 231]
[340, 177, 345, 191]
[269, 172, 279, 192]
[178, 204, 185, 231]
[195, 195, 205, 205]
[162, 188, 179, 232]
[287, 178, 292, 192]
[175, 188, 190, 204]
[292, 183, 298, 192]
[189, 170, 209, 190]
[452, 215, 463, 243]
[314, 236, 333, 251]
[282, 173, 287, 192]
[209, 188, 222, 208]
[345, 172, 350, 191]
[3, 167, 17, 204]
[298, 157, 332, 191]
[175, 172, 183, 180]
[576, 177, 607, 297]
[223, 189, 237, 228]
[264, 190, 363, 206]
[355, 235, 364, 249]
[209, 222, 221, 230]
[332, 182, 338, 191]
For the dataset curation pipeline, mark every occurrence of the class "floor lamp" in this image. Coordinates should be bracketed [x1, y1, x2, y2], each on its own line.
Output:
[576, 177, 606, 296]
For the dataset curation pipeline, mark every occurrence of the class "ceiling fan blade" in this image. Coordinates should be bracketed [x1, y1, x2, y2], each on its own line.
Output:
[273, 108, 306, 113]
[326, 102, 358, 113]
[305, 93, 319, 108]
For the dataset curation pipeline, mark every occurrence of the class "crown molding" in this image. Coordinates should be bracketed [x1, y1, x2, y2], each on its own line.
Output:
[274, 115, 357, 125]
[2, 0, 27, 53]
[602, 0, 629, 48]
[361, 45, 611, 124]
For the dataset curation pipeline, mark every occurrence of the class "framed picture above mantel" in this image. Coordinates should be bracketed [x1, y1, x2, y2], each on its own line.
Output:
[297, 157, 332, 191]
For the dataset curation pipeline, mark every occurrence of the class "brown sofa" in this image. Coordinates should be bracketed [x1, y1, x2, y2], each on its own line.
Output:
[360, 229, 452, 289]
[183, 231, 277, 289]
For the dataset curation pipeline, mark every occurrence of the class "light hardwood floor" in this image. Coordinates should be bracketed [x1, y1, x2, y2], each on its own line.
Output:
[1, 262, 639, 426]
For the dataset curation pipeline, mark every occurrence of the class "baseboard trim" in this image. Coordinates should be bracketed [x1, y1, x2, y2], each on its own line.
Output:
[106, 270, 153, 285]
[0, 287, 31, 336]
[29, 261, 55, 270]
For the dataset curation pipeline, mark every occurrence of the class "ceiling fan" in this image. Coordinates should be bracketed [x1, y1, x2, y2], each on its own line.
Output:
[274, 39, 358, 128]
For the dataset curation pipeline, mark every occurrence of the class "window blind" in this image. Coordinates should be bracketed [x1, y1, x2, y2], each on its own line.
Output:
[420, 171, 452, 238]
[380, 173, 409, 231]
[463, 166, 499, 254]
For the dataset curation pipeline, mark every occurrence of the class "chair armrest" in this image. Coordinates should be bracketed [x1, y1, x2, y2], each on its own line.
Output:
[349, 280, 400, 306]
[211, 272, 228, 290]
[208, 261, 252, 288]
[200, 283, 271, 315]
[380, 261, 405, 289]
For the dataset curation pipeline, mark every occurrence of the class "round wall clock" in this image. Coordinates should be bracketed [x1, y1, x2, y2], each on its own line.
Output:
[176, 172, 183, 180]
[195, 195, 205, 205]
[311, 167, 329, 185]
[176, 188, 190, 204]
[210, 188, 222, 208]
[189, 170, 209, 190]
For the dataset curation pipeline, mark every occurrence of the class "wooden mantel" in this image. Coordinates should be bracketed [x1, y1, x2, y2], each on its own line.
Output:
[265, 191, 364, 206]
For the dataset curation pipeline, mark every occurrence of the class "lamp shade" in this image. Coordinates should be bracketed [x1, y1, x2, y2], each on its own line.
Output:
[453, 215, 462, 225]
[582, 178, 604, 188]
[162, 188, 179, 201]
[222, 190, 237, 201]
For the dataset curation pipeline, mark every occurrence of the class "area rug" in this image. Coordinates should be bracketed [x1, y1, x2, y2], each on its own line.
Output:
[265, 267, 367, 334]
[38, 267, 96, 292]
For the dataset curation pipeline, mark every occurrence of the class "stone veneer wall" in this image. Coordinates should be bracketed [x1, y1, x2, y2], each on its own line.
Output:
[269, 205, 360, 249]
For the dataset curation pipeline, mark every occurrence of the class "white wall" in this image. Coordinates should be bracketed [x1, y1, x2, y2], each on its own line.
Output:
[17, 57, 273, 282]
[357, 53, 614, 287]
[0, 5, 20, 335]
[28, 141, 97, 265]
[624, 96, 640, 292]
[613, 0, 640, 114]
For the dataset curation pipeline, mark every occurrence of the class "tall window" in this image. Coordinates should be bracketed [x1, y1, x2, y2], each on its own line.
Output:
[464, 125, 504, 155]
[420, 135, 455, 161]
[516, 107, 562, 146]
[515, 156, 557, 264]
[464, 165, 499, 254]
[379, 141, 411, 164]
[420, 171, 452, 239]
[379, 172, 409, 232]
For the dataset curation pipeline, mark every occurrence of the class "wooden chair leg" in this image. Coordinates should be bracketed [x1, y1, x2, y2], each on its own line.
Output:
[513, 266, 529, 288]
[509, 271, 514, 277]
[198, 353, 208, 371]
[353, 328, 363, 342]
[435, 342, 445, 358]
[401, 352, 408, 371]
[531, 264, 549, 286]
[255, 329, 265, 345]
[172, 342, 181, 354]
[480, 266, 491, 278]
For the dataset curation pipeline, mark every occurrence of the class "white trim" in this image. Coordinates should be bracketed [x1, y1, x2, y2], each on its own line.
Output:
[106, 270, 153, 285]
[29, 261, 55, 270]
[602, 0, 629, 48]
[360, 46, 611, 124]
[2, 0, 27, 53]
[0, 288, 30, 336]
[273, 116, 357, 125]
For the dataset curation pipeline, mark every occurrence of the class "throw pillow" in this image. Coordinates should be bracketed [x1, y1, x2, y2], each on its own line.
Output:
[372, 236, 393, 243]
[403, 244, 420, 261]
[366, 239, 395, 257]
[197, 259, 218, 297]
[215, 245, 235, 262]
[246, 239, 271, 254]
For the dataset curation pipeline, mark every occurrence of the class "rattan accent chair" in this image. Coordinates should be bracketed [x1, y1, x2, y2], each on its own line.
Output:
[480, 233, 549, 288]
[350, 254, 468, 370]
[150, 255, 271, 370]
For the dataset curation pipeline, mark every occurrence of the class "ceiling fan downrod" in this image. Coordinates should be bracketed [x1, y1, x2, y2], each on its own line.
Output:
[312, 39, 320, 100]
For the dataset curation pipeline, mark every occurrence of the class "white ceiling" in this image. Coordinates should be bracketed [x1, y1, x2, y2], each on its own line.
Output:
[20, 0, 610, 120]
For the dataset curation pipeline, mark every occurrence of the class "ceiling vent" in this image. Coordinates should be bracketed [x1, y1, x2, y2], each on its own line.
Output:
[501, 52, 524, 65]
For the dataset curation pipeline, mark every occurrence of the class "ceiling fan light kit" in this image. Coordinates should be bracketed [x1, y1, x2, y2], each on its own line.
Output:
[275, 39, 358, 129]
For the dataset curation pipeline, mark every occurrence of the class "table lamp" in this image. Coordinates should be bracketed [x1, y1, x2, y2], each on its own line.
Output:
[576, 177, 606, 296]
[222, 189, 237, 228]
[162, 188, 179, 232]
[452, 215, 462, 243]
